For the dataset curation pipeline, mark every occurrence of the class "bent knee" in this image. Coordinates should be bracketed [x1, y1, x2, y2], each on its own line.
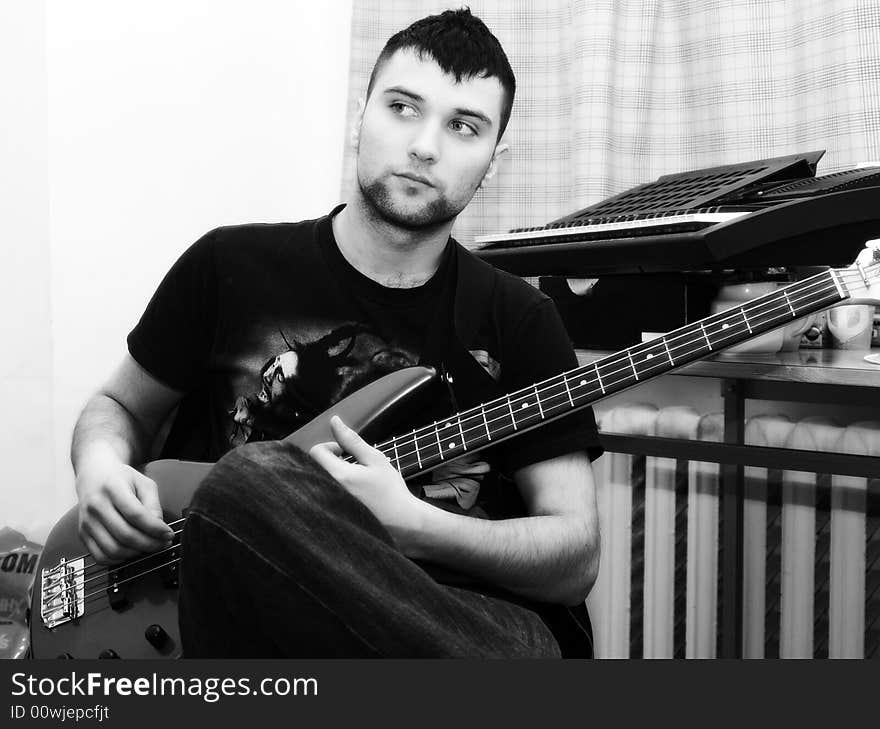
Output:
[190, 441, 337, 518]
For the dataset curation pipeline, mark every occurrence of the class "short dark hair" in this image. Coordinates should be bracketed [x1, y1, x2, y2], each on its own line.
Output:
[365, 8, 516, 140]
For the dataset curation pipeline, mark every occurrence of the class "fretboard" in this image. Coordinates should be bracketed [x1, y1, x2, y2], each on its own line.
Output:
[375, 268, 850, 479]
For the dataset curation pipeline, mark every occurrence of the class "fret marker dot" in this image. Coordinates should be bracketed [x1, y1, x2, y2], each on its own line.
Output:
[522, 402, 529, 408]
[580, 380, 586, 386]
[445, 422, 453, 428]
[646, 353, 653, 359]
[722, 323, 729, 330]
[448, 442, 456, 449]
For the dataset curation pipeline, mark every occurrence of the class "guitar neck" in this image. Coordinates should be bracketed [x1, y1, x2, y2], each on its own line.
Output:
[378, 267, 852, 479]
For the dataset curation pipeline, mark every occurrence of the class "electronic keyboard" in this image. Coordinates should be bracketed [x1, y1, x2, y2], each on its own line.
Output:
[475, 151, 880, 276]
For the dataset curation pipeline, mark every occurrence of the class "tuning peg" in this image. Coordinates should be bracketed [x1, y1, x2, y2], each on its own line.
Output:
[854, 240, 880, 268]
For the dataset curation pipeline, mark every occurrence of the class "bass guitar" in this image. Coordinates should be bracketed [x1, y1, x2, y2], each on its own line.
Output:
[30, 248, 880, 658]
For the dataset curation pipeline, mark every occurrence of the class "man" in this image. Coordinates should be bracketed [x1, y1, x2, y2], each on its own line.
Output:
[71, 8, 603, 657]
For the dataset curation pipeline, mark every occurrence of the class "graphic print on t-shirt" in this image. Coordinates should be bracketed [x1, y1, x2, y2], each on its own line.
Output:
[227, 322, 419, 447]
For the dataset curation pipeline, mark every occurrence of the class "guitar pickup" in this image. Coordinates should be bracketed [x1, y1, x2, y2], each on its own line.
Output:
[40, 557, 85, 629]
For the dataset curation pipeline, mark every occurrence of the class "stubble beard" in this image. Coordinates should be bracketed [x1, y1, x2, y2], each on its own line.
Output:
[357, 173, 464, 232]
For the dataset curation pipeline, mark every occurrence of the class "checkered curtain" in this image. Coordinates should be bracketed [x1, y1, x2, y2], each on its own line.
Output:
[341, 0, 880, 248]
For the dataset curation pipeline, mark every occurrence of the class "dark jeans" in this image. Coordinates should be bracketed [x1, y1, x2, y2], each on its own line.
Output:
[178, 440, 562, 658]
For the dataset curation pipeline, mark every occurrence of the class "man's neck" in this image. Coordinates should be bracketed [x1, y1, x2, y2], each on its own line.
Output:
[331, 196, 453, 289]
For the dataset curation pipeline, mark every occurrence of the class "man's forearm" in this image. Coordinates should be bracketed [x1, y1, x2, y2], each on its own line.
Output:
[399, 503, 599, 606]
[71, 393, 152, 475]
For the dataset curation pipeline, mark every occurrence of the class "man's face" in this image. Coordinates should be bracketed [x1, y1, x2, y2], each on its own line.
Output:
[355, 49, 507, 230]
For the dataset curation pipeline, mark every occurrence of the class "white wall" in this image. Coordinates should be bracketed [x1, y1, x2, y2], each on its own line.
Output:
[0, 0, 53, 541]
[1, 0, 353, 544]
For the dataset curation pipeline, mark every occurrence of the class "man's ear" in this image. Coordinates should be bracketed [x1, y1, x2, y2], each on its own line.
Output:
[479, 141, 509, 187]
[350, 96, 366, 149]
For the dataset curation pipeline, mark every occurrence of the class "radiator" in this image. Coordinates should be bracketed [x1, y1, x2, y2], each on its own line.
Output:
[587, 406, 880, 658]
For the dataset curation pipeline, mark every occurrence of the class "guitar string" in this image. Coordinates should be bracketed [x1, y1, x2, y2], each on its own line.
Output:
[367, 270, 862, 470]
[76, 519, 186, 582]
[368, 270, 854, 467]
[46, 266, 870, 592]
[42, 263, 877, 601]
[69, 553, 185, 612]
[50, 267, 863, 585]
[42, 273, 852, 609]
[43, 526, 187, 606]
[374, 277, 869, 474]
[46, 520, 187, 593]
[48, 272, 851, 596]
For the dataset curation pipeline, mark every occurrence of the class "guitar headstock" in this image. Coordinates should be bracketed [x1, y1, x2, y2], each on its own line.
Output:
[837, 239, 880, 306]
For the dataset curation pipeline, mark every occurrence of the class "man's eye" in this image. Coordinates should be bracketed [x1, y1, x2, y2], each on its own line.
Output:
[390, 102, 417, 117]
[450, 120, 477, 137]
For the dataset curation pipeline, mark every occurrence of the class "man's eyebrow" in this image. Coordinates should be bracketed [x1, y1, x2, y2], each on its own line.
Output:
[453, 106, 493, 127]
[383, 86, 424, 103]
[383, 86, 494, 127]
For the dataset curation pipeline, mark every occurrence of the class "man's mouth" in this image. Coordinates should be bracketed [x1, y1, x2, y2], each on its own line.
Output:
[395, 172, 435, 187]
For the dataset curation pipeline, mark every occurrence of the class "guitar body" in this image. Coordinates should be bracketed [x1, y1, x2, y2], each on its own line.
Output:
[29, 366, 438, 659]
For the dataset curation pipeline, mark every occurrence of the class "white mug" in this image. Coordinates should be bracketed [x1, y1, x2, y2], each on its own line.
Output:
[828, 304, 874, 350]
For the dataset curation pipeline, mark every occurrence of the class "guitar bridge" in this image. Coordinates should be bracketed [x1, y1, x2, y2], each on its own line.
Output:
[40, 557, 85, 629]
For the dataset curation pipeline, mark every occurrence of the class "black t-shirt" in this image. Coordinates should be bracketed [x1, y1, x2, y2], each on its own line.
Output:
[129, 205, 602, 521]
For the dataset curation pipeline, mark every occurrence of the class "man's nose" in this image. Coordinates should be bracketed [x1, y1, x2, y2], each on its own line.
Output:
[407, 120, 441, 164]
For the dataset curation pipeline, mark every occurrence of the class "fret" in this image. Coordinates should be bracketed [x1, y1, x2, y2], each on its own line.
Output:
[629, 339, 669, 380]
[457, 418, 467, 451]
[507, 398, 518, 430]
[509, 390, 542, 430]
[392, 439, 400, 471]
[594, 364, 606, 394]
[563, 375, 574, 406]
[699, 322, 712, 351]
[412, 431, 422, 469]
[704, 308, 734, 339]
[434, 427, 444, 461]
[481, 408, 492, 440]
[462, 412, 487, 447]
[783, 290, 796, 317]
[534, 384, 544, 418]
[543, 376, 568, 416]
[662, 337, 674, 365]
[858, 263, 871, 286]
[741, 309, 752, 333]
[626, 350, 639, 381]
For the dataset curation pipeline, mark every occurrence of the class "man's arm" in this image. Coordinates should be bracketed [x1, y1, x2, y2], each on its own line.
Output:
[311, 417, 600, 606]
[404, 451, 599, 606]
[72, 354, 182, 563]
